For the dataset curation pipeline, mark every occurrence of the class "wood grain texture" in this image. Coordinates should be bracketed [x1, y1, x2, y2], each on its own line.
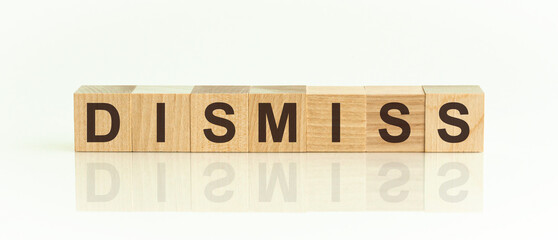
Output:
[423, 86, 484, 152]
[190, 86, 249, 152]
[74, 85, 135, 151]
[74, 85, 485, 153]
[366, 86, 425, 152]
[131, 86, 192, 152]
[306, 86, 366, 152]
[249, 86, 306, 152]
[191, 85, 249, 94]
[75, 85, 137, 94]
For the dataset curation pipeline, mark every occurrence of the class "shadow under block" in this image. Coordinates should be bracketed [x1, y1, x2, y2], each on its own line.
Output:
[74, 86, 135, 151]
[190, 86, 249, 152]
[365, 86, 425, 152]
[306, 86, 366, 152]
[248, 86, 306, 152]
[131, 86, 193, 152]
[423, 86, 484, 152]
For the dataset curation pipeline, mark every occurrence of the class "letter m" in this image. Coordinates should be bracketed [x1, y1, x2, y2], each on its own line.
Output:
[258, 103, 297, 142]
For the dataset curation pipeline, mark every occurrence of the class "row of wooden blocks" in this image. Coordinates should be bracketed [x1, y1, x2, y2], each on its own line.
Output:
[74, 85, 484, 152]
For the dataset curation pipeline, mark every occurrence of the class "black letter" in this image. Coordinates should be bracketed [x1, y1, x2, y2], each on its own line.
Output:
[157, 103, 165, 142]
[258, 103, 297, 142]
[438, 102, 470, 143]
[332, 103, 340, 142]
[87, 103, 120, 142]
[204, 102, 236, 143]
[379, 102, 411, 143]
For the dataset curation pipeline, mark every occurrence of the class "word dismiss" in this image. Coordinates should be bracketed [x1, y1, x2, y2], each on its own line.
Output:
[74, 85, 484, 152]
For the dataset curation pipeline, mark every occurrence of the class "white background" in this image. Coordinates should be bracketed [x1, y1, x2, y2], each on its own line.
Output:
[1, 0, 557, 239]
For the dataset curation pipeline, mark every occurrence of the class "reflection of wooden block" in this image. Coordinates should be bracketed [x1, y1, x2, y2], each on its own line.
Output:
[248, 153, 305, 211]
[131, 153, 191, 211]
[131, 86, 192, 152]
[366, 86, 425, 152]
[76, 152, 191, 211]
[366, 153, 424, 211]
[248, 86, 306, 152]
[304, 153, 366, 211]
[190, 86, 249, 152]
[306, 86, 366, 152]
[191, 153, 250, 211]
[424, 153, 483, 212]
[424, 86, 484, 152]
[74, 86, 135, 151]
[75, 152, 133, 211]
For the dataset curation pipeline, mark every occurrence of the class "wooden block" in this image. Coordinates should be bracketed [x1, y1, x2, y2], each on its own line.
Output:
[365, 86, 425, 152]
[131, 86, 193, 152]
[306, 86, 366, 152]
[424, 153, 483, 212]
[366, 153, 424, 211]
[423, 86, 484, 152]
[74, 86, 135, 151]
[248, 86, 306, 152]
[190, 86, 249, 152]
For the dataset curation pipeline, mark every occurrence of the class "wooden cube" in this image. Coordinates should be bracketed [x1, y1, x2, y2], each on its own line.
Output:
[131, 86, 192, 152]
[306, 86, 366, 152]
[248, 86, 306, 152]
[423, 86, 484, 152]
[365, 86, 425, 152]
[74, 86, 135, 151]
[190, 86, 249, 152]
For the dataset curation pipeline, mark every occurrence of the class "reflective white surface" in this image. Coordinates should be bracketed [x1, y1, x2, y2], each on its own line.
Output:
[3, 0, 558, 238]
[75, 153, 482, 212]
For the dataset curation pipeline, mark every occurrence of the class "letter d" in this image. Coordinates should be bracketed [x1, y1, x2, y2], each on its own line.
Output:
[87, 103, 120, 142]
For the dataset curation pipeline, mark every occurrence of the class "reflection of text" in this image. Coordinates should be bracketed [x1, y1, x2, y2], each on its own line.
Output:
[76, 153, 482, 212]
